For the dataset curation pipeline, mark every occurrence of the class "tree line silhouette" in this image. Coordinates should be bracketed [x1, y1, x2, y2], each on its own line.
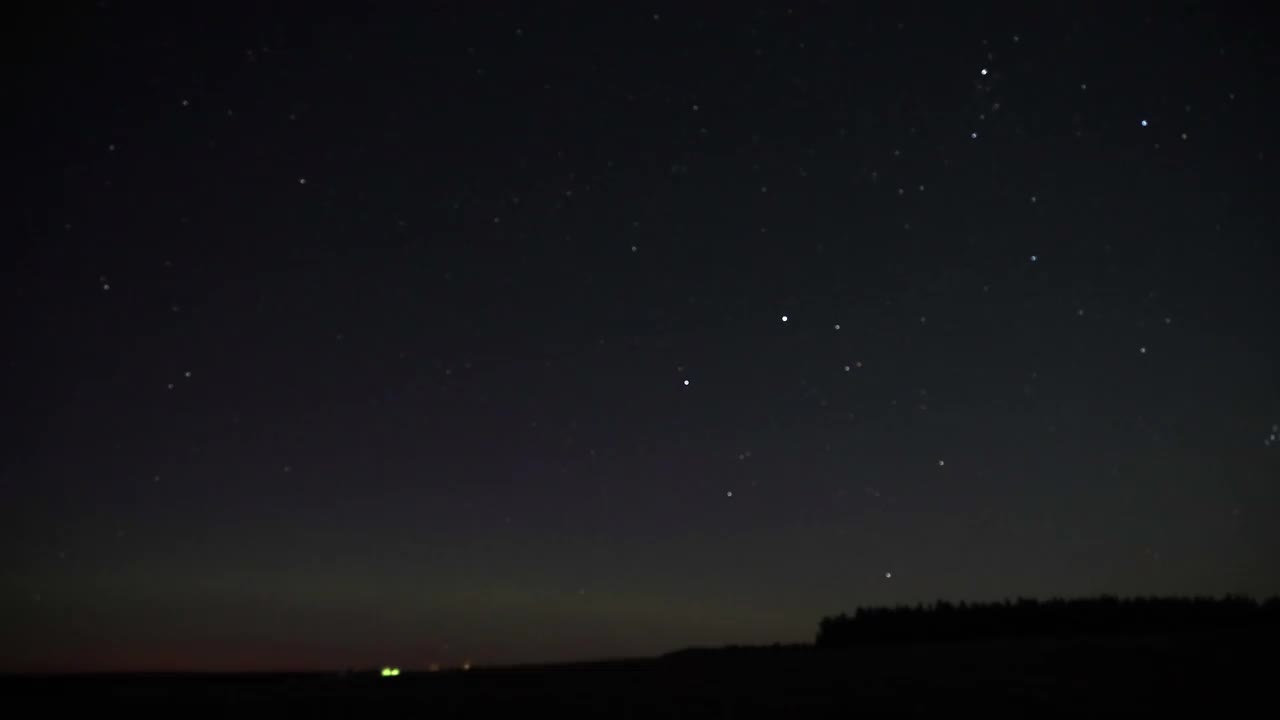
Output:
[815, 595, 1280, 647]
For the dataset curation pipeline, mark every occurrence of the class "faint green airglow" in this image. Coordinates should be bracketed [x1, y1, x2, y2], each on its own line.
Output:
[380, 666, 400, 677]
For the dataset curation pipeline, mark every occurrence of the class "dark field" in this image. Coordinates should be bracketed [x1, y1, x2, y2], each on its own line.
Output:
[6, 628, 1273, 718]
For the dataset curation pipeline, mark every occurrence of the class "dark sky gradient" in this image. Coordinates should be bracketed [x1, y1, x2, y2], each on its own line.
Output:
[4, 2, 1278, 672]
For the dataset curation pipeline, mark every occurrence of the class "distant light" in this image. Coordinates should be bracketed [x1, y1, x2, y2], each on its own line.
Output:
[298, 177, 307, 185]
[380, 667, 400, 677]
[462, 662, 471, 671]
[1030, 255, 1038, 262]
[1139, 346, 1147, 354]
[970, 132, 978, 139]
[1140, 119, 1148, 127]
[726, 490, 733, 498]
[683, 379, 690, 386]
[781, 315, 788, 322]
[833, 324, 841, 331]
[980, 68, 988, 76]
[885, 572, 893, 579]
[938, 460, 945, 466]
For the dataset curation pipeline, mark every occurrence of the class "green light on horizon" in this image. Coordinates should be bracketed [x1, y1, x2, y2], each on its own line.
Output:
[380, 666, 400, 677]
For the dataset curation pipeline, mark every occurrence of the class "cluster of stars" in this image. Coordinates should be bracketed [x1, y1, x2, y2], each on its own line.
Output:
[165, 370, 194, 390]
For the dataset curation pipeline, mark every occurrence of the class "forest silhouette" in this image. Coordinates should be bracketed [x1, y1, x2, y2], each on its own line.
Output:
[814, 594, 1280, 647]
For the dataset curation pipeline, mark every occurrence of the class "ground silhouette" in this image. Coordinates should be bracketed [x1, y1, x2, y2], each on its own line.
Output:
[5, 595, 1277, 717]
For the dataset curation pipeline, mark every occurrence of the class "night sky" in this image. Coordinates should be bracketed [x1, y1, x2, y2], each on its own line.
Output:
[5, 2, 1278, 672]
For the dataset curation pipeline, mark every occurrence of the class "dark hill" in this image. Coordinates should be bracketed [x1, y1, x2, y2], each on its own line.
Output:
[5, 595, 1276, 717]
